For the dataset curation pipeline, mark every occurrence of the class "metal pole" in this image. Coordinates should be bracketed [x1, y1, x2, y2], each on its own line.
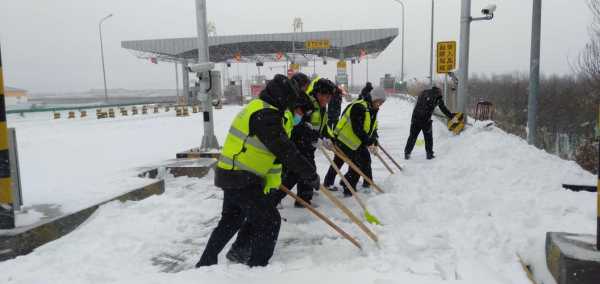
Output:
[457, 0, 471, 115]
[429, 0, 435, 86]
[366, 55, 369, 82]
[8, 128, 22, 211]
[181, 61, 189, 105]
[351, 60, 354, 93]
[597, 104, 600, 251]
[443, 74, 448, 104]
[0, 43, 14, 229]
[99, 14, 113, 103]
[175, 62, 180, 100]
[401, 1, 406, 82]
[528, 0, 542, 146]
[195, 0, 219, 150]
[393, 0, 406, 82]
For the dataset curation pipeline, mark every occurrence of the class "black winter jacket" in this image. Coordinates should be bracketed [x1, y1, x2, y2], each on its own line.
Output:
[411, 88, 453, 123]
[215, 76, 316, 189]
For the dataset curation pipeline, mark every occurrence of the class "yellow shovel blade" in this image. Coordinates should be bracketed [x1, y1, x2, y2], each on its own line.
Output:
[364, 210, 382, 225]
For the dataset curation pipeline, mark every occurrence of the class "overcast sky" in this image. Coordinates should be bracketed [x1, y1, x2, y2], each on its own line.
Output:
[0, 0, 592, 93]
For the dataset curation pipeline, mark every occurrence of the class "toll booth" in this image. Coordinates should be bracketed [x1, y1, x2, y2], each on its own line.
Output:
[380, 74, 397, 94]
[250, 75, 267, 98]
[224, 78, 243, 105]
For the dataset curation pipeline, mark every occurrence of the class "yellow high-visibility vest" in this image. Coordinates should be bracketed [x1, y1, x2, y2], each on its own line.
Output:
[217, 99, 293, 193]
[334, 99, 378, 150]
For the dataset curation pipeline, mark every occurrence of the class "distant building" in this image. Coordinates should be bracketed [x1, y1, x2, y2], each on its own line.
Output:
[4, 86, 29, 105]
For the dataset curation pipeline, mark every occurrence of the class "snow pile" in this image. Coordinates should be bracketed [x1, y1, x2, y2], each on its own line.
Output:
[0, 98, 595, 284]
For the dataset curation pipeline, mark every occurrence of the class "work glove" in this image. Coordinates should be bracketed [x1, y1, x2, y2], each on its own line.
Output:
[302, 173, 321, 191]
[320, 138, 335, 151]
[450, 113, 457, 119]
[368, 145, 378, 154]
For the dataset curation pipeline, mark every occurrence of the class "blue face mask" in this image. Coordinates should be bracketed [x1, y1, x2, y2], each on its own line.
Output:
[293, 114, 303, 126]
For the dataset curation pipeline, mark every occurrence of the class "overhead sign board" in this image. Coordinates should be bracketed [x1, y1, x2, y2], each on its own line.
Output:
[305, 39, 331, 50]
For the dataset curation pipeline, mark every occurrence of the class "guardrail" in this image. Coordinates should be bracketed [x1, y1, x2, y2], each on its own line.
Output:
[6, 101, 176, 115]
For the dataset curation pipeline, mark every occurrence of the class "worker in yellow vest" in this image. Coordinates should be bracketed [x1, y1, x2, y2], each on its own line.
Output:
[328, 87, 387, 197]
[224, 72, 314, 265]
[280, 77, 336, 206]
[196, 75, 320, 268]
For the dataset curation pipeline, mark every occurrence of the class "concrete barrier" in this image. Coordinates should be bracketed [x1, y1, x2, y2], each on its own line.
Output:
[0, 179, 165, 262]
[176, 148, 220, 159]
[138, 158, 216, 179]
[546, 232, 600, 284]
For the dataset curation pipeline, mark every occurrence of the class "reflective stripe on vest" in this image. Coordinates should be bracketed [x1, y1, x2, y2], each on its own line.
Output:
[334, 99, 377, 150]
[217, 99, 292, 179]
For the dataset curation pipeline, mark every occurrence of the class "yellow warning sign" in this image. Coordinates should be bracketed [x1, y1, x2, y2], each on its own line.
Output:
[437, 41, 456, 74]
[305, 39, 331, 50]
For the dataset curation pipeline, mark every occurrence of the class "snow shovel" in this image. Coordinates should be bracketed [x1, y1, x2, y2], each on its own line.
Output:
[377, 144, 404, 171]
[319, 145, 383, 226]
[279, 185, 362, 250]
[319, 184, 379, 244]
[332, 144, 385, 193]
[370, 147, 394, 174]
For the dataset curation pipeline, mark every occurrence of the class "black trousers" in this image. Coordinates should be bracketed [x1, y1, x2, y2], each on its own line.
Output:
[323, 154, 344, 187]
[197, 184, 281, 267]
[324, 143, 372, 190]
[280, 150, 316, 203]
[404, 120, 433, 155]
[334, 145, 370, 195]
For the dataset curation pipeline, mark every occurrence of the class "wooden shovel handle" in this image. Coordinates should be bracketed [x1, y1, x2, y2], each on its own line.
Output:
[318, 145, 367, 211]
[377, 144, 403, 171]
[332, 144, 385, 193]
[372, 149, 395, 174]
[319, 185, 379, 244]
[279, 185, 362, 250]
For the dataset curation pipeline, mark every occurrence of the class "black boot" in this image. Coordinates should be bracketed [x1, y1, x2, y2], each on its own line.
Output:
[226, 246, 251, 265]
[342, 188, 353, 198]
[404, 153, 411, 160]
[426, 153, 435, 160]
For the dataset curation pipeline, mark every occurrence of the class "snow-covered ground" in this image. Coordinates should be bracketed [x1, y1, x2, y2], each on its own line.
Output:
[0, 98, 595, 284]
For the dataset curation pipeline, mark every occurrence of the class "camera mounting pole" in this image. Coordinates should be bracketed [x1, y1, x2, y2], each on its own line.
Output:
[194, 0, 219, 151]
[457, 0, 495, 118]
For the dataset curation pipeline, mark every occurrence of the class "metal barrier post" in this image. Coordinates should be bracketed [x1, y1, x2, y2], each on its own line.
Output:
[8, 128, 22, 211]
[0, 44, 14, 229]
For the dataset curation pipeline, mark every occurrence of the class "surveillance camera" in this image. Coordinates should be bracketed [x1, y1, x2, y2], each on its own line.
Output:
[481, 4, 497, 16]
[187, 62, 215, 73]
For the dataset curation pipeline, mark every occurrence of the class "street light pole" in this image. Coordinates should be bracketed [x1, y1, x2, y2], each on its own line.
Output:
[527, 0, 542, 145]
[99, 13, 113, 103]
[429, 0, 435, 87]
[392, 0, 406, 82]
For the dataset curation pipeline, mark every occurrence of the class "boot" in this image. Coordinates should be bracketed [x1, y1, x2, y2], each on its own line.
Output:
[426, 153, 435, 160]
[226, 246, 251, 265]
[294, 200, 318, 208]
[404, 153, 411, 160]
[326, 185, 340, 192]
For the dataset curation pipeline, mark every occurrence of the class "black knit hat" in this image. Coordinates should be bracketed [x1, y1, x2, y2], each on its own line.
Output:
[291, 72, 310, 90]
